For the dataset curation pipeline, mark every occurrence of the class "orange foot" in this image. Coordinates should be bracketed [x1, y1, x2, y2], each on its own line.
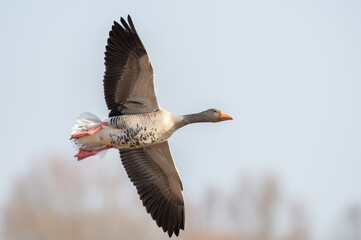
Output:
[70, 122, 108, 139]
[75, 146, 112, 161]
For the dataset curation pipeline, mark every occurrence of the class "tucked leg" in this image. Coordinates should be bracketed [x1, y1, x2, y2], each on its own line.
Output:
[71, 122, 108, 139]
[75, 146, 112, 161]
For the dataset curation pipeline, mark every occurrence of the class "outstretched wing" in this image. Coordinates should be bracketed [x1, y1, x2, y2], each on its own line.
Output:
[119, 141, 185, 237]
[104, 15, 159, 117]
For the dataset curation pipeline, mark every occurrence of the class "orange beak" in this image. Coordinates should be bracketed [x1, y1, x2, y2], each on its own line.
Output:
[220, 112, 234, 121]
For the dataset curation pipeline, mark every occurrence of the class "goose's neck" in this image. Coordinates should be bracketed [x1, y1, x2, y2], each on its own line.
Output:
[163, 112, 209, 137]
[167, 112, 210, 133]
[181, 112, 209, 125]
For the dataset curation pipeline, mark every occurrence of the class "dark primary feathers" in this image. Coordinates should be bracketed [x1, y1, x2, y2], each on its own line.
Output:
[103, 15, 159, 117]
[119, 141, 185, 237]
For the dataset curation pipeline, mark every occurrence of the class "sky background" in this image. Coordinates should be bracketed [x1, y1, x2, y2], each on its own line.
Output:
[1, 0, 360, 239]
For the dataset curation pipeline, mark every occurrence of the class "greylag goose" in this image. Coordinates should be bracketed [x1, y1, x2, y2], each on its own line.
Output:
[70, 15, 233, 237]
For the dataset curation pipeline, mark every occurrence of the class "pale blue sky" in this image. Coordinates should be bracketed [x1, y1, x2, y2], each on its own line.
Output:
[1, 0, 360, 238]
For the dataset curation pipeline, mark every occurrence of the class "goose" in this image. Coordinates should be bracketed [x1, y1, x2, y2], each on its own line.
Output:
[70, 15, 233, 237]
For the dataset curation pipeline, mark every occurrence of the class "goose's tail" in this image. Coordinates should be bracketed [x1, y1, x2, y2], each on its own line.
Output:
[70, 112, 110, 160]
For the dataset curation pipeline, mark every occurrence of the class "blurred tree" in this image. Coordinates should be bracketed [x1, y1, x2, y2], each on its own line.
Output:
[255, 175, 279, 240]
[347, 205, 361, 240]
[227, 175, 255, 238]
[284, 202, 310, 240]
[227, 175, 280, 240]
[334, 204, 361, 240]
[204, 185, 219, 228]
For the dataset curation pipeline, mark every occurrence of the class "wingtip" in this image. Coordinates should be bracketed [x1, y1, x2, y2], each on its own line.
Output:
[127, 15, 133, 26]
[174, 227, 180, 236]
[120, 17, 127, 27]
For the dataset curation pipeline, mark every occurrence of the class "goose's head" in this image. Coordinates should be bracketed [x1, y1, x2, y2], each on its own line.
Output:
[202, 108, 234, 122]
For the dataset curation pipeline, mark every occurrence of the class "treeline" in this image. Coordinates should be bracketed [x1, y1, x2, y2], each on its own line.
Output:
[2, 155, 360, 240]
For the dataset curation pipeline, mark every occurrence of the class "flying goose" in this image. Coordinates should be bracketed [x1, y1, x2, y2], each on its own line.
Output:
[70, 15, 233, 237]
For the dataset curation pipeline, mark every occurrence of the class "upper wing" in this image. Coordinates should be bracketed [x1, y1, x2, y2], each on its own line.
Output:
[104, 15, 159, 117]
[119, 141, 185, 237]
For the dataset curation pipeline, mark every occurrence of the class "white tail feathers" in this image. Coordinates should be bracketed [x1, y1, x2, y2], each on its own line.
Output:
[71, 112, 102, 135]
[70, 112, 109, 159]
